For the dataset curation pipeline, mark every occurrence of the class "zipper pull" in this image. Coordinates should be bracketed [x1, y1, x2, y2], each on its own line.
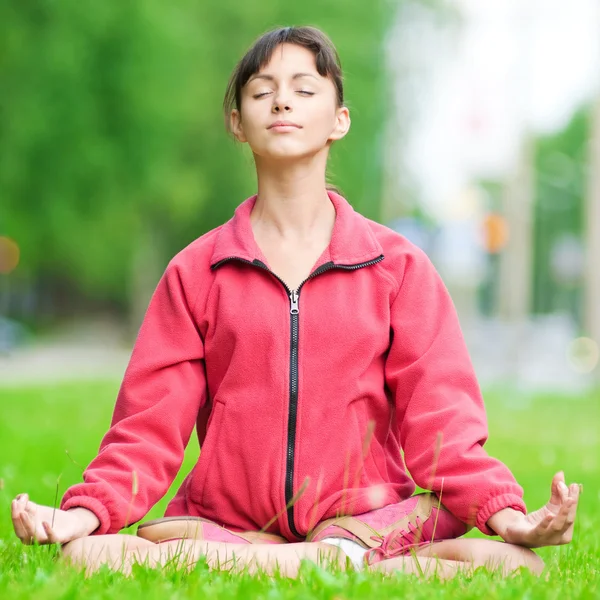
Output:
[290, 290, 299, 315]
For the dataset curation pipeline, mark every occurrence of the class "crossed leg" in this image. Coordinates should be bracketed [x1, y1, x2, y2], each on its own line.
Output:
[61, 534, 347, 578]
[61, 534, 543, 579]
[369, 538, 545, 578]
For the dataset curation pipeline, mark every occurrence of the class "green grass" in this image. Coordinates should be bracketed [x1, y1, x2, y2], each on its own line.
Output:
[1, 381, 599, 598]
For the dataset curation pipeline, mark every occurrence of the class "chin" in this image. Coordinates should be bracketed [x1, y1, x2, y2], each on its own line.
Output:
[257, 143, 324, 162]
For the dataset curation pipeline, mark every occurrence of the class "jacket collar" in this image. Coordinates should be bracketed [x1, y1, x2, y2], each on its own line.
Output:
[211, 191, 383, 269]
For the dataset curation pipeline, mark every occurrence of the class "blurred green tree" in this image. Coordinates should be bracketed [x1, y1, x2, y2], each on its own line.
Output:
[584, 97, 600, 368]
[476, 107, 590, 325]
[0, 1, 390, 329]
[532, 107, 589, 319]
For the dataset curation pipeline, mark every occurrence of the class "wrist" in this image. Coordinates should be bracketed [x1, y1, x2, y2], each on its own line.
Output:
[486, 507, 524, 539]
[67, 507, 101, 536]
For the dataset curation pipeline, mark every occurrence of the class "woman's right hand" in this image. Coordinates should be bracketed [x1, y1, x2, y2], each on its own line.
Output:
[11, 493, 100, 545]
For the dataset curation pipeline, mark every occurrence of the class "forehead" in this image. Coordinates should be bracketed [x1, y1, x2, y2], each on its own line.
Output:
[257, 43, 320, 76]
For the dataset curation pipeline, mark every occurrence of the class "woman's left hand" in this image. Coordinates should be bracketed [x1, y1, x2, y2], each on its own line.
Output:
[488, 471, 581, 548]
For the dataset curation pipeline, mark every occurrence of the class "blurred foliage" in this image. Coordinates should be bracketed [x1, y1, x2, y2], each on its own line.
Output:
[0, 1, 390, 321]
[532, 107, 590, 319]
[477, 108, 591, 322]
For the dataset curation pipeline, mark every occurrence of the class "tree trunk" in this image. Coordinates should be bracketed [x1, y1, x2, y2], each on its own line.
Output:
[128, 214, 166, 340]
[497, 134, 535, 322]
[584, 97, 600, 379]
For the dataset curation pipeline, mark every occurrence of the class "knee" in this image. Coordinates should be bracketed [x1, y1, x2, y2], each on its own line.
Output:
[502, 544, 544, 576]
[60, 536, 92, 566]
[520, 548, 544, 576]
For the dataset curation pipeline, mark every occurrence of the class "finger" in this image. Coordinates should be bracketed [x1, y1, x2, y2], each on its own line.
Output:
[568, 483, 580, 501]
[552, 470, 569, 503]
[549, 472, 565, 506]
[566, 484, 580, 526]
[534, 513, 554, 536]
[550, 499, 573, 533]
[545, 495, 577, 540]
[17, 495, 34, 522]
[541, 513, 554, 529]
[20, 494, 35, 515]
[558, 480, 569, 504]
[11, 500, 27, 540]
[22, 511, 38, 543]
[20, 510, 44, 545]
[19, 513, 34, 545]
[529, 514, 554, 546]
[42, 521, 59, 545]
[11, 499, 21, 520]
[17, 494, 30, 516]
[20, 496, 41, 524]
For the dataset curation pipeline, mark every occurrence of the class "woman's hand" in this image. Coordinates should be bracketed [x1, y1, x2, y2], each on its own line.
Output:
[487, 472, 581, 548]
[11, 493, 100, 545]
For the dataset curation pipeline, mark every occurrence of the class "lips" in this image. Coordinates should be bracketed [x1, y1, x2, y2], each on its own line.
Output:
[268, 121, 301, 129]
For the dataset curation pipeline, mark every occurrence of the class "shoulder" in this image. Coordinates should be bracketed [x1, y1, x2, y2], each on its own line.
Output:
[158, 224, 224, 305]
[167, 224, 223, 273]
[364, 217, 435, 292]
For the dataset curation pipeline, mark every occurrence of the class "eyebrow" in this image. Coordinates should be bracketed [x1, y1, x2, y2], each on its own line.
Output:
[247, 72, 319, 84]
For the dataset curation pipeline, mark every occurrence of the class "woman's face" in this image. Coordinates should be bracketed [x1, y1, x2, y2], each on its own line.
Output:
[230, 43, 350, 160]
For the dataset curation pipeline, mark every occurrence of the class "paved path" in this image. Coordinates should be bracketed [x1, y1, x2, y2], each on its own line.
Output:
[0, 315, 596, 392]
[0, 342, 130, 386]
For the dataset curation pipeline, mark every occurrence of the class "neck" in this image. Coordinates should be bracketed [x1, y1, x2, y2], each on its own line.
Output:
[250, 152, 335, 241]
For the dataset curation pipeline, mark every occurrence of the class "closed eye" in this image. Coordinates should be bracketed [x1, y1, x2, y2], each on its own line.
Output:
[252, 90, 315, 99]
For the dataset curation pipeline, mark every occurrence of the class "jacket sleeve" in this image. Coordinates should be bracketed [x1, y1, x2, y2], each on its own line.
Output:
[60, 261, 208, 534]
[384, 246, 526, 534]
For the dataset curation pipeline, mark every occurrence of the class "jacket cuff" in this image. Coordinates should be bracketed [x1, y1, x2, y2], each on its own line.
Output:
[61, 495, 111, 536]
[476, 492, 527, 536]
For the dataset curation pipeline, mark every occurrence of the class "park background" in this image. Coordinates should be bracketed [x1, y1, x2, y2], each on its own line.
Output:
[1, 0, 599, 598]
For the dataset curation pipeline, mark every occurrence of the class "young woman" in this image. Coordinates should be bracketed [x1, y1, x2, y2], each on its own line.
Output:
[12, 26, 580, 579]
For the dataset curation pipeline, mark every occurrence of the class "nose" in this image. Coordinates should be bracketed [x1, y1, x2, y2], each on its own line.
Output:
[272, 88, 292, 113]
[272, 101, 291, 113]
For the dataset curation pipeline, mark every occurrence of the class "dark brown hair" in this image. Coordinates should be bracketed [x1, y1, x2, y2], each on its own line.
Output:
[223, 26, 345, 194]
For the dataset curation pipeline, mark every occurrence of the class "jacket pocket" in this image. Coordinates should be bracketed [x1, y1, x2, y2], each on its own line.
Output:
[354, 402, 389, 485]
[190, 400, 225, 508]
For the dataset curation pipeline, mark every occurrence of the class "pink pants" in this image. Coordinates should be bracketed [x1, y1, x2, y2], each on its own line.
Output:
[139, 494, 469, 557]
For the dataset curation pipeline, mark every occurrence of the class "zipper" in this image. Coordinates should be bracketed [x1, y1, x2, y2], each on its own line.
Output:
[211, 253, 384, 538]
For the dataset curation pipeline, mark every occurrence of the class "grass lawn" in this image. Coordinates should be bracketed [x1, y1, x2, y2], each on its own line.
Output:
[0, 380, 598, 598]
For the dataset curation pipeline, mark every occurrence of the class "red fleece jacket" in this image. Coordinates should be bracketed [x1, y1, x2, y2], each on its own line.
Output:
[61, 191, 526, 539]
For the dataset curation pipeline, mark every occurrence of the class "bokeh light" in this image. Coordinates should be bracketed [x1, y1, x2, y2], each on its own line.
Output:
[366, 484, 387, 509]
[539, 448, 557, 467]
[566, 337, 600, 374]
[480, 213, 510, 254]
[0, 237, 20, 274]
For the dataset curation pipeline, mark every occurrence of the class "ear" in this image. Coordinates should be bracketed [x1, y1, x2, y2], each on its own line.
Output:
[328, 106, 351, 142]
[230, 109, 247, 143]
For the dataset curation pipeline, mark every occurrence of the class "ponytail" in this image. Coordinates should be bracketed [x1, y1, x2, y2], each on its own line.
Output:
[326, 183, 344, 196]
